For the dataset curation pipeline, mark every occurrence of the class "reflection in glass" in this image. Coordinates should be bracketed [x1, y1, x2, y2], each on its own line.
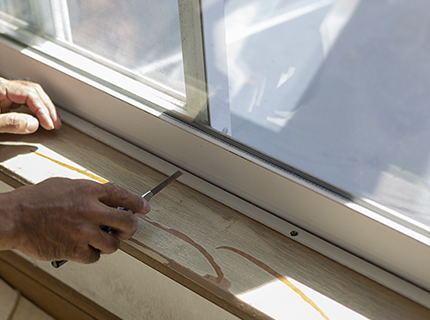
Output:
[0, 0, 35, 28]
[0, 0, 185, 99]
[225, 0, 430, 227]
[66, 0, 185, 98]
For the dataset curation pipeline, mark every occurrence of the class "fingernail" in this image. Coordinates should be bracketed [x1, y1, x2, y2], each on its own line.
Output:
[40, 109, 54, 130]
[46, 115, 55, 130]
[26, 116, 39, 133]
[144, 200, 151, 213]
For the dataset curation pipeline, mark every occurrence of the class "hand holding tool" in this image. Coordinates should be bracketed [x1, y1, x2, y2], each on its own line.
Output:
[51, 170, 183, 268]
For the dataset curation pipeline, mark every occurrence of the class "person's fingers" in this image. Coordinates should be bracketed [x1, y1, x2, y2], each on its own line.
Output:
[0, 113, 39, 134]
[0, 102, 21, 114]
[71, 245, 101, 264]
[99, 183, 150, 214]
[8, 81, 57, 130]
[96, 183, 150, 239]
[30, 83, 62, 129]
[5, 178, 147, 264]
[0, 99, 12, 113]
[98, 206, 138, 240]
[1, 78, 62, 130]
[89, 227, 121, 254]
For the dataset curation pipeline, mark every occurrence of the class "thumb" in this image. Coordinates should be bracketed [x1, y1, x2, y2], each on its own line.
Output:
[0, 113, 39, 134]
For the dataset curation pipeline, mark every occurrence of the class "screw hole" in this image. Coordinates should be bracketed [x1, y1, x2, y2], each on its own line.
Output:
[290, 231, 299, 237]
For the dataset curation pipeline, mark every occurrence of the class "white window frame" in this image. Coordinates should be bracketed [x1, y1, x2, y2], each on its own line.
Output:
[1, 0, 430, 307]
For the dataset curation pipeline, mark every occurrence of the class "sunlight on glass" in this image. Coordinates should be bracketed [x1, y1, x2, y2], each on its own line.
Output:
[0, 0, 35, 27]
[0, 0, 185, 100]
[224, 0, 430, 229]
[225, 0, 335, 132]
[65, 0, 185, 98]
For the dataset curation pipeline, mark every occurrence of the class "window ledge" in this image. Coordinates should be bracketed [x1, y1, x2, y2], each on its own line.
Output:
[1, 112, 429, 320]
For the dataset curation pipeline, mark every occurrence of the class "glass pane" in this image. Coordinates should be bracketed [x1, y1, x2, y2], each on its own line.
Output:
[223, 0, 430, 227]
[0, 0, 36, 28]
[0, 0, 185, 100]
[66, 0, 185, 97]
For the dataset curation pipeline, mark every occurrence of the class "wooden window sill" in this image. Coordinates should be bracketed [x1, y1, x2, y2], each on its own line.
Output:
[1, 121, 429, 320]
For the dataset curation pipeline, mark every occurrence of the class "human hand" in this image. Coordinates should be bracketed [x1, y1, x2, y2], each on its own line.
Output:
[0, 178, 150, 264]
[0, 77, 62, 134]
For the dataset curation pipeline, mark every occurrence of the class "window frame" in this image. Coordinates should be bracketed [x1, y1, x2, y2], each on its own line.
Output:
[1, 2, 430, 307]
[177, 0, 231, 133]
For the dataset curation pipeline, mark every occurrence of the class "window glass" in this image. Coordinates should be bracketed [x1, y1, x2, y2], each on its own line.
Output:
[0, 0, 35, 27]
[66, 0, 185, 98]
[224, 0, 430, 227]
[0, 0, 185, 100]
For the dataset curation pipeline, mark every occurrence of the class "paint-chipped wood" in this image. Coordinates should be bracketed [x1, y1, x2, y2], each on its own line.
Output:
[1, 123, 430, 320]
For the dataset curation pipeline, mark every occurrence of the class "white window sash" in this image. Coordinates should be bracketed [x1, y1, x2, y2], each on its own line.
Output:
[46, 0, 73, 43]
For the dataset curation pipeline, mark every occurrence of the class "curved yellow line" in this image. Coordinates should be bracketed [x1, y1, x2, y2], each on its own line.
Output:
[218, 246, 330, 320]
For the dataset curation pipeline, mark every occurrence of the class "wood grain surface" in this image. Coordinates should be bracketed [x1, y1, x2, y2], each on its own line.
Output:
[1, 123, 429, 320]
